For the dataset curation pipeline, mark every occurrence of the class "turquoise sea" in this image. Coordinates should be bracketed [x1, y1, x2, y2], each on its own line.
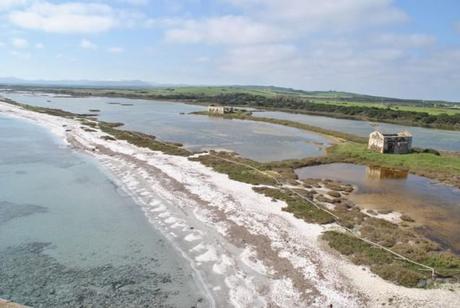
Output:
[0, 115, 208, 307]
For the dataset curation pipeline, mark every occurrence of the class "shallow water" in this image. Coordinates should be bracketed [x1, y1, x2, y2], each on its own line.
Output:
[295, 163, 460, 253]
[0, 115, 207, 307]
[255, 111, 460, 152]
[1, 92, 331, 162]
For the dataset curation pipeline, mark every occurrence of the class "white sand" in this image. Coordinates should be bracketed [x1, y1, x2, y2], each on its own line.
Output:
[1, 101, 459, 307]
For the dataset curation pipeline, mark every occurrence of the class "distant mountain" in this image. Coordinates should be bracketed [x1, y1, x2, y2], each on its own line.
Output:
[0, 77, 155, 88]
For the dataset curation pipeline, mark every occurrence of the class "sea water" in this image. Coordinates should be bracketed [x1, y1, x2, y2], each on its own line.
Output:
[0, 115, 208, 307]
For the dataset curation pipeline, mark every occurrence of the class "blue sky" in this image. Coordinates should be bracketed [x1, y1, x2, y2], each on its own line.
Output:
[0, 0, 459, 100]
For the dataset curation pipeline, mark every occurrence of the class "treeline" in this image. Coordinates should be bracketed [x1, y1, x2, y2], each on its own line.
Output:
[205, 93, 460, 130]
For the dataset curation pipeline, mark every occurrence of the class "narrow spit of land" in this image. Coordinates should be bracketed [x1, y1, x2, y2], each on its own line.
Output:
[7, 86, 459, 130]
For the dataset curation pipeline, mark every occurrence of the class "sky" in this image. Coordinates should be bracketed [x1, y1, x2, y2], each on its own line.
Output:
[0, 0, 459, 100]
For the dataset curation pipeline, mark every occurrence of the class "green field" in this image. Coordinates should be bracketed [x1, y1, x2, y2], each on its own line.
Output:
[318, 100, 460, 116]
[327, 142, 460, 188]
[6, 83, 458, 104]
[328, 143, 460, 173]
[57, 85, 360, 100]
[37, 85, 284, 98]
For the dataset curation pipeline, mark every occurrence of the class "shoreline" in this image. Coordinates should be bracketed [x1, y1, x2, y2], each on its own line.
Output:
[1, 101, 459, 307]
[6, 88, 459, 132]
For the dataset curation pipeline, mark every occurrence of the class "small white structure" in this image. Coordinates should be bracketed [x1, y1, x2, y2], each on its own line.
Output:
[368, 131, 412, 154]
[208, 105, 234, 114]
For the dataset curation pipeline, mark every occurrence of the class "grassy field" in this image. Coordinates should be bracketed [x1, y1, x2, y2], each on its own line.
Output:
[145, 86, 280, 97]
[327, 142, 460, 188]
[317, 100, 460, 116]
[6, 84, 458, 108]
[31, 85, 283, 98]
[328, 143, 460, 174]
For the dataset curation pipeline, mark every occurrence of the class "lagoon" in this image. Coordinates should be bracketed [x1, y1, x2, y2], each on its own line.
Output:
[295, 163, 460, 254]
[1, 92, 332, 162]
[254, 111, 460, 152]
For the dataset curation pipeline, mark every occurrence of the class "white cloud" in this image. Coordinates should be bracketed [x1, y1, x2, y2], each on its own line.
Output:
[220, 44, 298, 74]
[144, 17, 185, 28]
[11, 38, 28, 48]
[0, 0, 28, 11]
[195, 56, 210, 63]
[9, 2, 118, 33]
[227, 0, 407, 31]
[213, 35, 460, 100]
[117, 0, 149, 5]
[164, 15, 287, 45]
[141, 0, 456, 99]
[80, 39, 97, 49]
[108, 47, 124, 53]
[35, 42, 44, 49]
[157, 0, 408, 48]
[374, 33, 436, 48]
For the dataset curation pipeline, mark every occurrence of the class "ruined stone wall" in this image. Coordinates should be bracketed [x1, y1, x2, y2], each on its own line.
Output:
[208, 106, 225, 114]
[368, 132, 385, 153]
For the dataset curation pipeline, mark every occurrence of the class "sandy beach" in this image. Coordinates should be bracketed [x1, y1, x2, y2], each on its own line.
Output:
[1, 100, 459, 307]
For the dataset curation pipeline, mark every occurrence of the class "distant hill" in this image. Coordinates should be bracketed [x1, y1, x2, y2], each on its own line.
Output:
[234, 85, 455, 105]
[0, 77, 155, 88]
[1, 82, 458, 129]
[0, 78, 458, 106]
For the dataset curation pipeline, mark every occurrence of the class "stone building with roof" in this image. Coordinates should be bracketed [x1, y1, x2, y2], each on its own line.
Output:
[368, 131, 412, 154]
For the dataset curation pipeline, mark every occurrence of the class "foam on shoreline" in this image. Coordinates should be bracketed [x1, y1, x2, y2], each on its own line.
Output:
[1, 101, 459, 307]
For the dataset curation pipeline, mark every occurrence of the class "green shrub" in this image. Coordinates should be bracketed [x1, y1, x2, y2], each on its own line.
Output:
[323, 231, 429, 287]
[190, 153, 277, 185]
[254, 187, 335, 224]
